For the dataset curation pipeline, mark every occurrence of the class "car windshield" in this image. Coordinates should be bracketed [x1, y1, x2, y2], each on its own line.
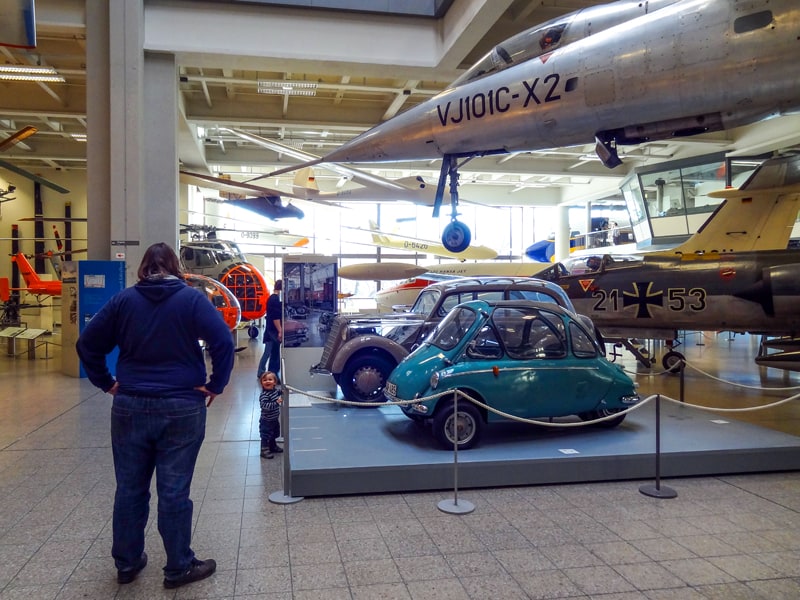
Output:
[428, 306, 478, 350]
[410, 289, 439, 315]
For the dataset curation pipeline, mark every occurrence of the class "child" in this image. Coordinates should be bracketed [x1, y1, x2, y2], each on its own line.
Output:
[258, 371, 284, 459]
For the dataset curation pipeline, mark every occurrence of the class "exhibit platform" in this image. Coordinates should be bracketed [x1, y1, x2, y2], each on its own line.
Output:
[283, 396, 800, 497]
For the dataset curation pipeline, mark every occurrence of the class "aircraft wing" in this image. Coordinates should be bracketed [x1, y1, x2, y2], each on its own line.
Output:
[223, 128, 442, 205]
[0, 127, 70, 194]
[338, 262, 428, 281]
[343, 222, 498, 261]
[179, 169, 305, 200]
[0, 159, 70, 194]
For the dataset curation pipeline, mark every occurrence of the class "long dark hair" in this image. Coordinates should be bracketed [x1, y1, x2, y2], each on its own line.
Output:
[137, 242, 183, 280]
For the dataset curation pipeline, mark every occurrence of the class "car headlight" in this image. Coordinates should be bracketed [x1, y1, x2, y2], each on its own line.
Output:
[430, 371, 439, 390]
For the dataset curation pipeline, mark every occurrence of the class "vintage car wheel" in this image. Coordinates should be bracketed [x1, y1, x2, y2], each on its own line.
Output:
[580, 408, 626, 428]
[433, 399, 482, 449]
[339, 355, 394, 405]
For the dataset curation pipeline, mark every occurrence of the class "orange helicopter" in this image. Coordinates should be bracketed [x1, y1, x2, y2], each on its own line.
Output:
[1, 251, 242, 331]
[179, 225, 270, 323]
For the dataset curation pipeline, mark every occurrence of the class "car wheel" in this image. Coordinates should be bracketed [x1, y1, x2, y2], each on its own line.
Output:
[582, 407, 626, 428]
[662, 350, 685, 373]
[339, 355, 395, 405]
[433, 398, 482, 449]
[247, 325, 259, 339]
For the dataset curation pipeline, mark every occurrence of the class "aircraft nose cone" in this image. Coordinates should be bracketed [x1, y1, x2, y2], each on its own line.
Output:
[323, 106, 437, 163]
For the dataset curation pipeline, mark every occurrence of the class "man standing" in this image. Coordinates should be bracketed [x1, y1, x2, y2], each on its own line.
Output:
[257, 279, 283, 378]
[76, 242, 235, 589]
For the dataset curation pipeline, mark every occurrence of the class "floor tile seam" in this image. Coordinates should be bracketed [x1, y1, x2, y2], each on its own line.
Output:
[715, 476, 800, 518]
[0, 392, 107, 453]
[0, 464, 108, 550]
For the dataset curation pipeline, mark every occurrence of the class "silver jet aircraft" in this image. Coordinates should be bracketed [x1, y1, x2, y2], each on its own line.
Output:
[270, 0, 800, 252]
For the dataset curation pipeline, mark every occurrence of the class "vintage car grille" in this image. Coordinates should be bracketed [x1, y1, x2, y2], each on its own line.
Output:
[312, 314, 349, 372]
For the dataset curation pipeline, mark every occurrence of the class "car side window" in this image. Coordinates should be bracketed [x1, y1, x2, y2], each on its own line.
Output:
[475, 291, 505, 303]
[512, 290, 559, 306]
[490, 306, 565, 360]
[569, 321, 597, 358]
[466, 325, 503, 359]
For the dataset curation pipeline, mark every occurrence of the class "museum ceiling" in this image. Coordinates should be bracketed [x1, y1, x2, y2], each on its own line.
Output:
[1, 0, 799, 210]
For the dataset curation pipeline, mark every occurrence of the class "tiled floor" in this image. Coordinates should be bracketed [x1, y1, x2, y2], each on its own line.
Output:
[1, 333, 799, 599]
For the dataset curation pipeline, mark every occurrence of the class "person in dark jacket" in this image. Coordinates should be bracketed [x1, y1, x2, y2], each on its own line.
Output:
[76, 242, 234, 590]
[257, 279, 283, 378]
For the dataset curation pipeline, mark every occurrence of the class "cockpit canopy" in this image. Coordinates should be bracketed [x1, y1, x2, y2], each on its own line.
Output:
[451, 0, 681, 87]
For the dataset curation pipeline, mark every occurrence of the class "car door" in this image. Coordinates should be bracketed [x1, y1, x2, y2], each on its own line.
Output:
[459, 306, 572, 422]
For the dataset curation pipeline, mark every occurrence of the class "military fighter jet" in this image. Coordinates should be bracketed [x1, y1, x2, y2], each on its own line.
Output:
[269, 0, 800, 253]
[539, 154, 800, 371]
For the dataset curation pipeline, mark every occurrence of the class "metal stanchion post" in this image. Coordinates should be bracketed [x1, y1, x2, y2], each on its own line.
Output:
[438, 391, 475, 515]
[269, 357, 304, 505]
[639, 394, 677, 499]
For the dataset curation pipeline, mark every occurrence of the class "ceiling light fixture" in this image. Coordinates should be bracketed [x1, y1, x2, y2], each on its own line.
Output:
[0, 65, 65, 83]
[257, 80, 317, 96]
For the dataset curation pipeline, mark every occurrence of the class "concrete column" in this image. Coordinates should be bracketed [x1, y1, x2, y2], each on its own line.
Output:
[554, 205, 571, 262]
[110, 0, 146, 281]
[142, 52, 179, 251]
[86, 1, 179, 280]
[85, 0, 111, 261]
[584, 201, 592, 248]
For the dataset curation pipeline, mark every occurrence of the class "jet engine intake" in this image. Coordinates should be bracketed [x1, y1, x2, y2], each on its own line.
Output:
[736, 263, 800, 317]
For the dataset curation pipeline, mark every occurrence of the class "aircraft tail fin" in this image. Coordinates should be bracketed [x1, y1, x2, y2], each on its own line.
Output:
[293, 167, 319, 193]
[671, 155, 800, 255]
[670, 186, 800, 255]
[12, 252, 43, 288]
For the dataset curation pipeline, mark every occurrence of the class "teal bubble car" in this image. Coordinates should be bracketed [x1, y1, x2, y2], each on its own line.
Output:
[385, 299, 639, 449]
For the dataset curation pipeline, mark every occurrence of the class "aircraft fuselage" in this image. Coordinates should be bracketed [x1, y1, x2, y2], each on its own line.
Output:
[552, 250, 800, 339]
[324, 0, 800, 164]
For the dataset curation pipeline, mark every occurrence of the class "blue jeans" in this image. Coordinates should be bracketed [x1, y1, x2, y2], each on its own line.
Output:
[110, 393, 206, 577]
[259, 417, 280, 449]
[257, 336, 280, 377]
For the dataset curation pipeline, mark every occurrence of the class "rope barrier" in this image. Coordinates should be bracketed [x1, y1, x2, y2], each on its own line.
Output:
[682, 360, 800, 391]
[284, 384, 657, 428]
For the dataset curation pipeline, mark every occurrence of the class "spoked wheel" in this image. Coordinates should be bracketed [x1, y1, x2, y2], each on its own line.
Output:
[338, 355, 394, 406]
[432, 398, 482, 449]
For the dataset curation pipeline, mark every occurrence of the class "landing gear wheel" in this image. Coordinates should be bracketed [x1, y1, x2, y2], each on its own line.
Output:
[662, 350, 685, 373]
[339, 355, 394, 405]
[433, 398, 482, 449]
[442, 220, 471, 253]
[247, 325, 259, 339]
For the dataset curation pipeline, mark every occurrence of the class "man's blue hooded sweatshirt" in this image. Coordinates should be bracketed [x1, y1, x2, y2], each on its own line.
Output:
[76, 275, 234, 398]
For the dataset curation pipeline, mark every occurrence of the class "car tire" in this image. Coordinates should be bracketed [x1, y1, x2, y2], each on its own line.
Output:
[433, 397, 482, 449]
[581, 407, 625, 428]
[247, 325, 259, 339]
[339, 355, 395, 405]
